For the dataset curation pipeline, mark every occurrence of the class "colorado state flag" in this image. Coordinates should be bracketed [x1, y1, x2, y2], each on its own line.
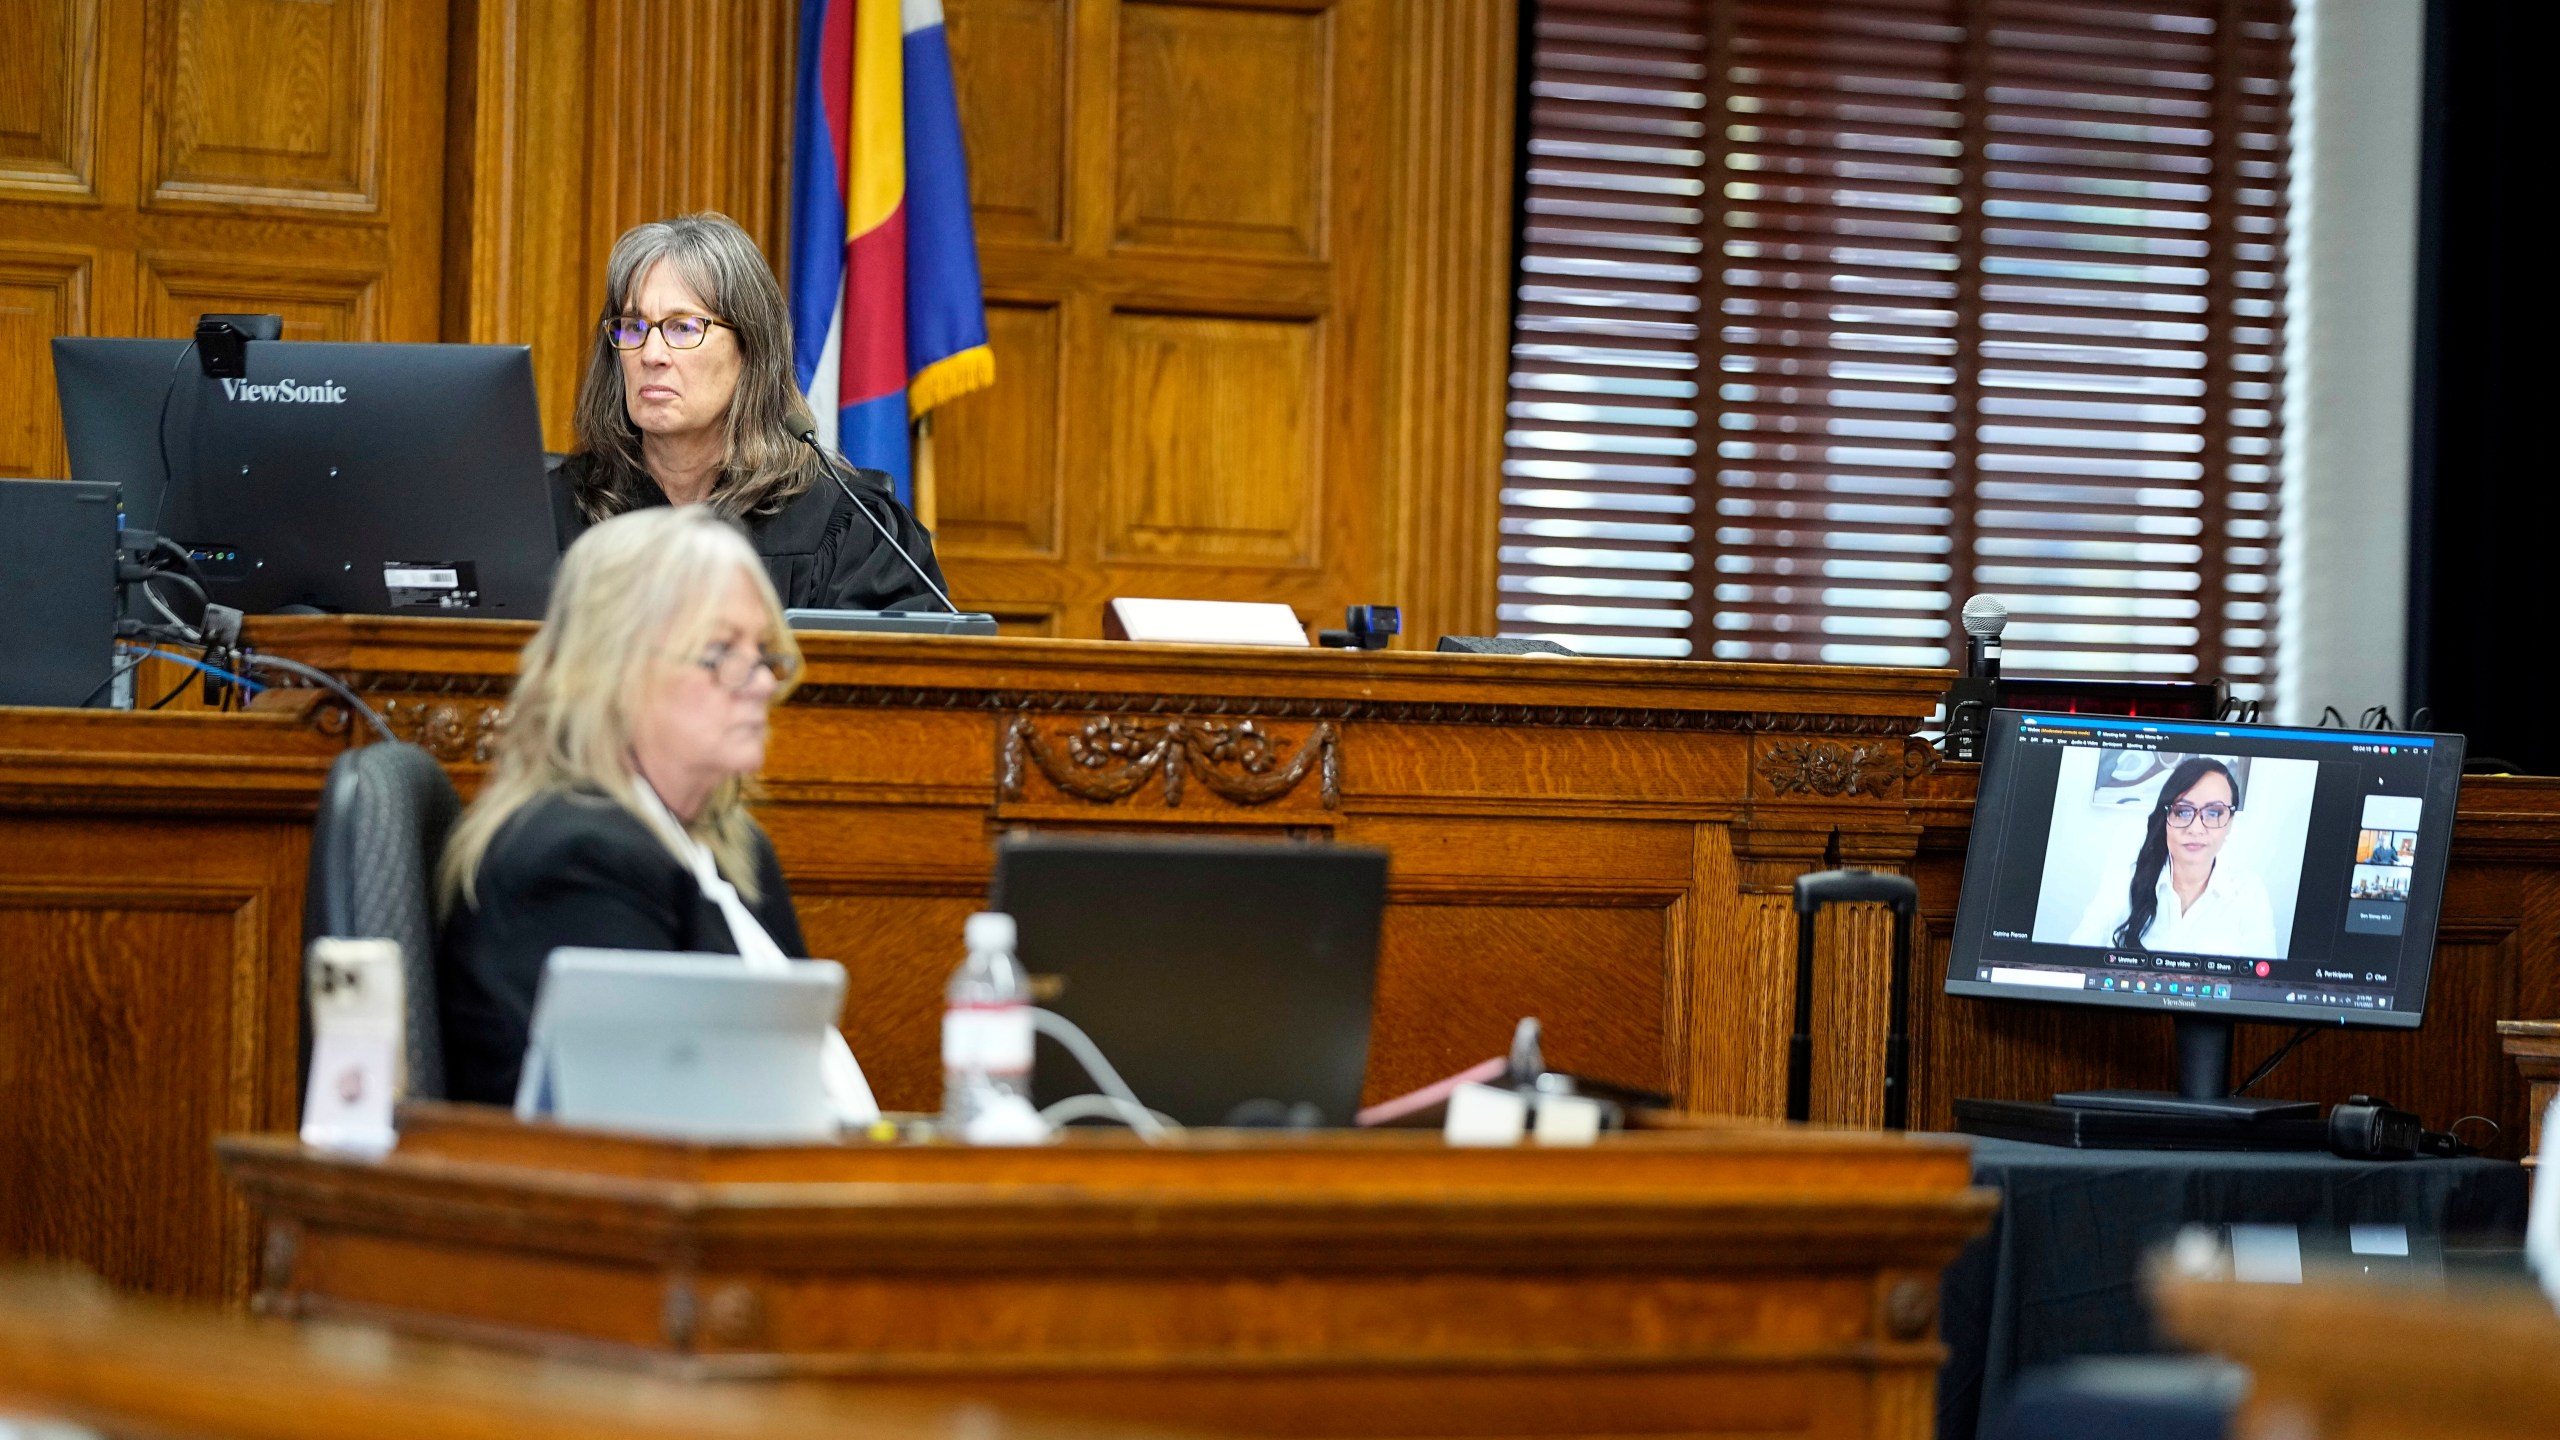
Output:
[789, 0, 993, 501]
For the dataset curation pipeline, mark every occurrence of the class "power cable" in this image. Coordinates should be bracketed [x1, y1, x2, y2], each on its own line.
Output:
[111, 644, 263, 700]
[238, 652, 394, 743]
[146, 340, 200, 536]
[2232, 1024, 2320, 1097]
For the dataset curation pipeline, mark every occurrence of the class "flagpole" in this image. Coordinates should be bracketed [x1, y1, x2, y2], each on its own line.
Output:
[911, 413, 938, 532]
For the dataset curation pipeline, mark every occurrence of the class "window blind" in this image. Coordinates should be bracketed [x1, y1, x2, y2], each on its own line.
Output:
[1503, 0, 2292, 698]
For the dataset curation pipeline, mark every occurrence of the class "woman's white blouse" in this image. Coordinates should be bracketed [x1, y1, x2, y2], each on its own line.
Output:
[2069, 859, 2281, 959]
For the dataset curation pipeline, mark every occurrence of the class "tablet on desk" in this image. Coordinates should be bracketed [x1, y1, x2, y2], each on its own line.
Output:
[515, 949, 847, 1142]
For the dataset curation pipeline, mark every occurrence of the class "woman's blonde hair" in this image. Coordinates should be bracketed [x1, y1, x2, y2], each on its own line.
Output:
[439, 507, 803, 911]
[568, 211, 828, 523]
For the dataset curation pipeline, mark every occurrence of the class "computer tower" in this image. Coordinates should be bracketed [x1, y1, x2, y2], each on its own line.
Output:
[0, 479, 119, 708]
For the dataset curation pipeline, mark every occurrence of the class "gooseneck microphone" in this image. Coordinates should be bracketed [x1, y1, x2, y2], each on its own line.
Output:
[792, 428, 965, 615]
[1942, 594, 2009, 762]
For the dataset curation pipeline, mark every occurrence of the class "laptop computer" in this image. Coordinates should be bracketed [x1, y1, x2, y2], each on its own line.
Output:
[991, 836, 1389, 1127]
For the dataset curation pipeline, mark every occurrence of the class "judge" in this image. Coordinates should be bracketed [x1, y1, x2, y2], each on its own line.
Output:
[550, 211, 949, 612]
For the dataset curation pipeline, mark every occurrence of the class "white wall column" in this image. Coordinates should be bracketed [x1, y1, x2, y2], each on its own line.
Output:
[2276, 0, 2425, 724]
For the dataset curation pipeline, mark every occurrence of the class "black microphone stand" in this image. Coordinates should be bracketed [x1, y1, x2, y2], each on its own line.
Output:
[793, 429, 967, 616]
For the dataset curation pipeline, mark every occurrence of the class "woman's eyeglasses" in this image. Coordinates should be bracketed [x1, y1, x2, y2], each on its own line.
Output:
[2167, 801, 2235, 829]
[604, 314, 732, 351]
[692, 640, 798, 691]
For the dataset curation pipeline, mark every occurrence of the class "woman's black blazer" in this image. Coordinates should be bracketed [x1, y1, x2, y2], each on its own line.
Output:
[437, 790, 807, 1106]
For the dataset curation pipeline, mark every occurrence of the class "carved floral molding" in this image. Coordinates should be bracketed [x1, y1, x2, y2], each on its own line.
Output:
[303, 693, 504, 763]
[1758, 738, 1929, 799]
[1000, 713, 1340, 810]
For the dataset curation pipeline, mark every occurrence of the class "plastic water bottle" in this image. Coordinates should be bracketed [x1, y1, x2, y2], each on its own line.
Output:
[941, 911, 1036, 1138]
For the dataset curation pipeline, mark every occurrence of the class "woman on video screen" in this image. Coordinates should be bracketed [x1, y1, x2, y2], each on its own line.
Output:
[2068, 756, 2279, 958]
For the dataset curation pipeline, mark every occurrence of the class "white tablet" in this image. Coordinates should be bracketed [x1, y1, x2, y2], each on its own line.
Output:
[514, 949, 848, 1142]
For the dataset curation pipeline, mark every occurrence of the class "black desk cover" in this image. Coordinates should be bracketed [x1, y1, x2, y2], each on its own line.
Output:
[1937, 1137, 2528, 1440]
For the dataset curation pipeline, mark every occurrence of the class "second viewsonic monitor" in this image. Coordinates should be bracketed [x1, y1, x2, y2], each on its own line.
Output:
[53, 337, 554, 617]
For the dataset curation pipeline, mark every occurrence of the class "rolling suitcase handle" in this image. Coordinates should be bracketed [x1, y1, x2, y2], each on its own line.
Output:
[1787, 869, 1921, 1128]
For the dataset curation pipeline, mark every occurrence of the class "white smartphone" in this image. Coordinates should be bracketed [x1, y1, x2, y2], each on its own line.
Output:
[302, 937, 404, 1153]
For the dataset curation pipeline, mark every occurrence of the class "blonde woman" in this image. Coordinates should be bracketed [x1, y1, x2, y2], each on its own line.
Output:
[549, 211, 949, 611]
[438, 506, 862, 1111]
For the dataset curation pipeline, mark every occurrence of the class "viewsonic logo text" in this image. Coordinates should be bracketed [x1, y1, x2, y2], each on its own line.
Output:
[219, 378, 348, 404]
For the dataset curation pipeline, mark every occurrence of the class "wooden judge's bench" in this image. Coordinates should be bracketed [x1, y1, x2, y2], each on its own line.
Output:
[4, 616, 2557, 1312]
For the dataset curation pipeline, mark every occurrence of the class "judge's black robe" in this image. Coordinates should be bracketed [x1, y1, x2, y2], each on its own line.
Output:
[549, 452, 950, 612]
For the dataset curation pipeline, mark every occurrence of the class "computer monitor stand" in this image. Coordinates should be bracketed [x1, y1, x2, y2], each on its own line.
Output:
[1951, 1016, 2324, 1150]
[2054, 1015, 2317, 1120]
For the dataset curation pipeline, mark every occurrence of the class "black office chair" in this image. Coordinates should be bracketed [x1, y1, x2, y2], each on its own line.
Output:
[304, 741, 462, 1100]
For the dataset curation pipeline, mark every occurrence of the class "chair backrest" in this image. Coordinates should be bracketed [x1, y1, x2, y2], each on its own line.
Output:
[304, 741, 462, 1100]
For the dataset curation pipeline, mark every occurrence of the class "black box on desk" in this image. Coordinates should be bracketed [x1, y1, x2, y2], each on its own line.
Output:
[0, 479, 118, 708]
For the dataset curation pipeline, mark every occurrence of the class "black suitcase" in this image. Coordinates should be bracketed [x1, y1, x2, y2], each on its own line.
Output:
[1786, 869, 1920, 1128]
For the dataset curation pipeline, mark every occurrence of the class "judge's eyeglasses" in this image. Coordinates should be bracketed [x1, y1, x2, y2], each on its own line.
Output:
[604, 314, 733, 350]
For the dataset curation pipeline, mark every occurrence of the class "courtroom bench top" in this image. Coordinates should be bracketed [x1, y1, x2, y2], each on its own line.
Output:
[218, 1104, 2000, 1274]
[236, 614, 1956, 719]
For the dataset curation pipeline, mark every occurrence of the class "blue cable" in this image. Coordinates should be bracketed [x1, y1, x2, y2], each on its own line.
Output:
[116, 644, 265, 696]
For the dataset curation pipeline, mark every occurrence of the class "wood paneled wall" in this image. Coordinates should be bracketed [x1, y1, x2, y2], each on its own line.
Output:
[4, 0, 1512, 635]
[443, 0, 793, 451]
[0, 0, 450, 479]
[934, 0, 1512, 641]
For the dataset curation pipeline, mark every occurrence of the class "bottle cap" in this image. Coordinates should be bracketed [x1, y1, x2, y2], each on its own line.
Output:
[964, 911, 1017, 953]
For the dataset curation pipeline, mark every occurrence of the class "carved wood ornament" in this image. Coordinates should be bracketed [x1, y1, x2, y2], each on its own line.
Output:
[376, 698, 504, 764]
[1001, 714, 1340, 810]
[1758, 738, 1927, 799]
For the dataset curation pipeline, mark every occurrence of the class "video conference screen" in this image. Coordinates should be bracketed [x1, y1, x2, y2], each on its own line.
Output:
[1944, 710, 2466, 1030]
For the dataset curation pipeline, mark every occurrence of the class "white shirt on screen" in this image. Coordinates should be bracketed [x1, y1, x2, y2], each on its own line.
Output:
[2068, 859, 2280, 959]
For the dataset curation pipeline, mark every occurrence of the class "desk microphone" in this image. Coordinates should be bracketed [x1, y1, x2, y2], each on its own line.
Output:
[791, 427, 965, 616]
[1941, 594, 2008, 762]
[1961, 594, 2007, 681]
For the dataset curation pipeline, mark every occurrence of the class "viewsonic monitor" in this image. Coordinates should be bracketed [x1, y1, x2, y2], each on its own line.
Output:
[1945, 709, 2463, 1117]
[53, 337, 553, 616]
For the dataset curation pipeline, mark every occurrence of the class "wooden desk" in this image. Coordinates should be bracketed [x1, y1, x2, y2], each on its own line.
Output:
[218, 1106, 1998, 1440]
[0, 708, 338, 1301]
[6, 627, 1955, 1301]
[2155, 1272, 2560, 1440]
[235, 615, 1957, 1124]
[0, 1270, 1187, 1440]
